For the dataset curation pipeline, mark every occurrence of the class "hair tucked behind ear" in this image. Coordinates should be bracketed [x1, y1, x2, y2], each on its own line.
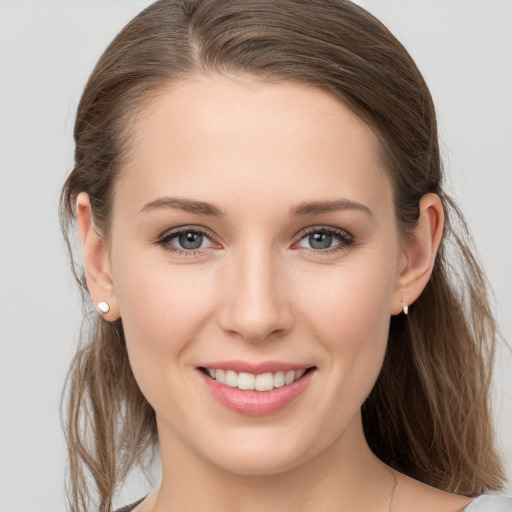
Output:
[60, 0, 505, 510]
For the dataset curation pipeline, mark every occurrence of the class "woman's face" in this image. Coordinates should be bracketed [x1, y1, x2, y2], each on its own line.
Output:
[108, 76, 406, 474]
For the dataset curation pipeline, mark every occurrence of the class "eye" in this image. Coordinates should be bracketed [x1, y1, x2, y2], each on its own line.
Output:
[295, 227, 353, 252]
[173, 231, 209, 250]
[157, 227, 215, 254]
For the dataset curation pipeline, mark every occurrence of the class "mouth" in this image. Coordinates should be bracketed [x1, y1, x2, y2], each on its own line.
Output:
[197, 361, 318, 415]
[199, 366, 316, 392]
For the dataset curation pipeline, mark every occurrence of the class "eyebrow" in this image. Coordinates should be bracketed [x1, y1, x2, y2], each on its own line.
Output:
[138, 196, 372, 217]
[138, 197, 225, 216]
[290, 199, 373, 217]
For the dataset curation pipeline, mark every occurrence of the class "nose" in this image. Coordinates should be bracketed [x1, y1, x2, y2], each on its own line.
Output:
[217, 246, 293, 343]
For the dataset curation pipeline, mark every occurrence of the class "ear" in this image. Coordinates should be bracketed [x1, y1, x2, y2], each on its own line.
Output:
[391, 193, 444, 315]
[76, 192, 120, 320]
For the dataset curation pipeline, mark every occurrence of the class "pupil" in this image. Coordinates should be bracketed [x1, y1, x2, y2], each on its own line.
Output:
[310, 232, 332, 249]
[179, 231, 203, 249]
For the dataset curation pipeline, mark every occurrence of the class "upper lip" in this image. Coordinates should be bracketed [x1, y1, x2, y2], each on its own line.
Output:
[199, 360, 314, 374]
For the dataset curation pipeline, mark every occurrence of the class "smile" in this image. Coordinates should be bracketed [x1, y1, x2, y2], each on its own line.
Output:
[203, 368, 308, 391]
[198, 365, 317, 416]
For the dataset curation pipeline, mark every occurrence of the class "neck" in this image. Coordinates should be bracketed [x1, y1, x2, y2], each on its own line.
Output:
[150, 414, 396, 512]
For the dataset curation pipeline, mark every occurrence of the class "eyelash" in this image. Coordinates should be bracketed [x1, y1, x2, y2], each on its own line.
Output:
[295, 226, 354, 255]
[155, 225, 354, 256]
[156, 225, 218, 256]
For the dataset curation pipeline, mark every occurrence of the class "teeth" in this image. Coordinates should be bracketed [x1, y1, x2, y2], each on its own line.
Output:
[295, 369, 306, 379]
[225, 370, 238, 387]
[273, 371, 285, 388]
[284, 370, 295, 385]
[255, 373, 274, 391]
[238, 372, 255, 390]
[206, 367, 309, 391]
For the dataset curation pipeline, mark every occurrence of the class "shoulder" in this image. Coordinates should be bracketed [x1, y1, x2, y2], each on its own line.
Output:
[391, 470, 507, 512]
[461, 495, 512, 511]
[114, 497, 146, 512]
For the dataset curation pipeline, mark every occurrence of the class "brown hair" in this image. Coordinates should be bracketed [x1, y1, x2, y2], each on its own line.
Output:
[60, 1, 504, 510]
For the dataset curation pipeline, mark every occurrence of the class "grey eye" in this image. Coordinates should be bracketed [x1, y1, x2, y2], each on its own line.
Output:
[159, 227, 215, 254]
[296, 229, 349, 251]
[308, 232, 334, 249]
[176, 231, 204, 249]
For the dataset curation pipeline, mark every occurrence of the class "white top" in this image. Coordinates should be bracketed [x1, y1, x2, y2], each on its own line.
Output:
[116, 494, 512, 512]
[462, 495, 512, 511]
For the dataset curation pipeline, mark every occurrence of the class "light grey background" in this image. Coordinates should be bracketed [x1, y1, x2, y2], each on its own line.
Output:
[0, 1, 511, 511]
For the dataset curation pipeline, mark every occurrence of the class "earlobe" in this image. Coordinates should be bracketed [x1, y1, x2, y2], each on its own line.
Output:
[76, 192, 120, 320]
[392, 193, 444, 315]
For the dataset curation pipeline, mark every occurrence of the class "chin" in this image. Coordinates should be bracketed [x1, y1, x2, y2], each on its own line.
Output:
[194, 426, 327, 477]
[210, 449, 309, 476]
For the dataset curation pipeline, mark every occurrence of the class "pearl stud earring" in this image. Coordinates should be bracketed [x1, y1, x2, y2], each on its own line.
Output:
[97, 301, 110, 314]
[401, 300, 409, 315]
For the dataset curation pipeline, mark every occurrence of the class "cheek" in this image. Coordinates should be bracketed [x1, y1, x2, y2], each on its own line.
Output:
[111, 250, 217, 395]
[302, 255, 395, 330]
[297, 251, 397, 375]
[114, 248, 213, 338]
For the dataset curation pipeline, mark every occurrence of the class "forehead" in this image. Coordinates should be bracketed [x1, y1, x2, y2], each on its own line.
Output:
[116, 76, 393, 219]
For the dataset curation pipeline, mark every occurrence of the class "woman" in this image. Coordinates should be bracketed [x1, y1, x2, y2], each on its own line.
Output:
[60, 1, 511, 511]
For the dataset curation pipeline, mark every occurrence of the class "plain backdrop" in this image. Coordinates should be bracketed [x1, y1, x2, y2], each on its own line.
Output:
[0, 1, 511, 511]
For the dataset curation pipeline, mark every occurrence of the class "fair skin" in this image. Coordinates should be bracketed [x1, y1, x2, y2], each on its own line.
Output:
[77, 77, 473, 511]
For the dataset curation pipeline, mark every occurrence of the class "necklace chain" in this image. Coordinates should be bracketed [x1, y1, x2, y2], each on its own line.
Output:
[382, 463, 398, 512]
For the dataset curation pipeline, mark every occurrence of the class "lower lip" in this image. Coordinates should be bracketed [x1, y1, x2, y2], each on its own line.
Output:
[199, 369, 315, 416]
